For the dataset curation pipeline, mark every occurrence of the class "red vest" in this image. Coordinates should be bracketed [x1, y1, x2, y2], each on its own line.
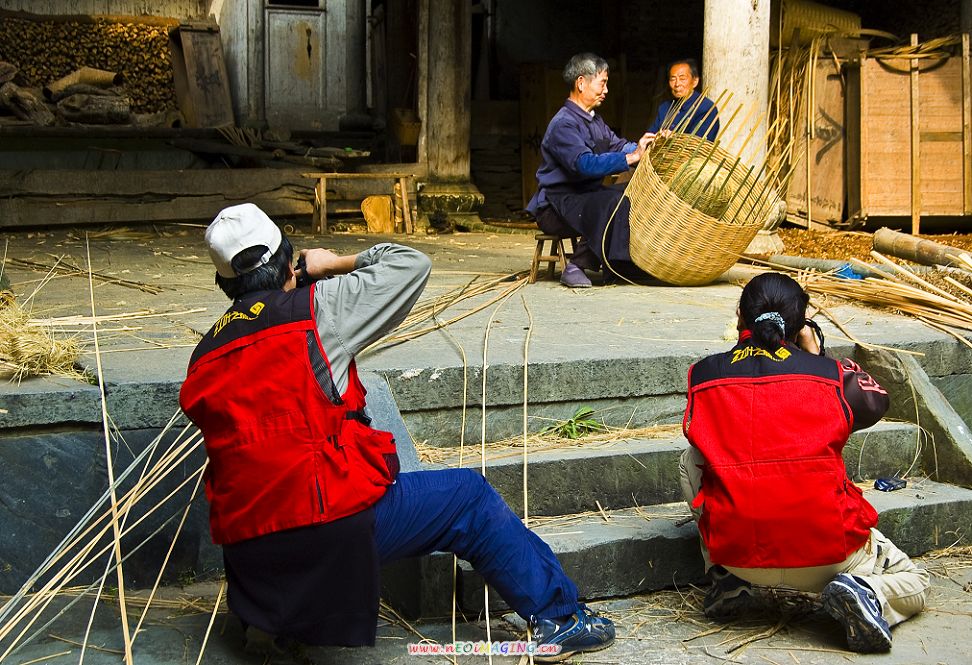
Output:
[179, 287, 398, 545]
[683, 332, 877, 568]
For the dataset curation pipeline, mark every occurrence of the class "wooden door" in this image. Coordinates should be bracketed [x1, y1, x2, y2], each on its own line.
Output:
[264, 0, 346, 130]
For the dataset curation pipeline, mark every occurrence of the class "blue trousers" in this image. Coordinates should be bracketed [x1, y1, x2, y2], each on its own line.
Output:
[374, 469, 579, 620]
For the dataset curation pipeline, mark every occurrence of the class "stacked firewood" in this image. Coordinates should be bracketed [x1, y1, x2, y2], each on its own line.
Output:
[0, 15, 177, 124]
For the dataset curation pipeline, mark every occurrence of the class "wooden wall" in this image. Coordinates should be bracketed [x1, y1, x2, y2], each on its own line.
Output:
[854, 54, 970, 218]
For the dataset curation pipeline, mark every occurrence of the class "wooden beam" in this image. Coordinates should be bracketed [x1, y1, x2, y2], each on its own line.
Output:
[963, 32, 972, 215]
[416, 0, 430, 168]
[857, 51, 869, 221]
[0, 168, 314, 197]
[0, 195, 312, 228]
[910, 33, 921, 235]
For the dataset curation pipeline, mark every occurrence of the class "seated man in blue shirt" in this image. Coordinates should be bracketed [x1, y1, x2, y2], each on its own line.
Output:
[647, 59, 719, 141]
[526, 52, 652, 288]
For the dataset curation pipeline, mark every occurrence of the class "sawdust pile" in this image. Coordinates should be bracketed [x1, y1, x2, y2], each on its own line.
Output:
[779, 229, 972, 263]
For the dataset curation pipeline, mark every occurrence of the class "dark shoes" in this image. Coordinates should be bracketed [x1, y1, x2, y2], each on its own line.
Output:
[531, 606, 616, 662]
[243, 625, 287, 656]
[560, 262, 592, 288]
[703, 565, 755, 620]
[821, 573, 892, 653]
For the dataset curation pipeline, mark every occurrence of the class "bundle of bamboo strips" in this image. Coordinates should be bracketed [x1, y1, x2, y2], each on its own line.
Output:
[0, 416, 206, 661]
[769, 250, 972, 345]
[0, 267, 534, 658]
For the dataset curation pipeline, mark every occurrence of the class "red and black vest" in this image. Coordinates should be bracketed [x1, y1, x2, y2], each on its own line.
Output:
[683, 332, 878, 568]
[179, 287, 399, 545]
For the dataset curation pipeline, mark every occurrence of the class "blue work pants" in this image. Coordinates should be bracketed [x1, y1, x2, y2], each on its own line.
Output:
[374, 469, 578, 621]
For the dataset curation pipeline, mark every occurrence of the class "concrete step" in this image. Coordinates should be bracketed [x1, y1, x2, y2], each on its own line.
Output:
[382, 478, 972, 619]
[426, 421, 923, 517]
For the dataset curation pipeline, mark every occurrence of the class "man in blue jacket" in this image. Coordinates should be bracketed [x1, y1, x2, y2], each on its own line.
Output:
[527, 52, 652, 288]
[647, 59, 720, 141]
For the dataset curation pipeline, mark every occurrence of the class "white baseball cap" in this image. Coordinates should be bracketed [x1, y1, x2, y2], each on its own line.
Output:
[205, 203, 282, 278]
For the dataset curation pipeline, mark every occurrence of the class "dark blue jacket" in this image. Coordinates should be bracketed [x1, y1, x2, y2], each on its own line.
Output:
[527, 100, 636, 215]
[647, 91, 719, 141]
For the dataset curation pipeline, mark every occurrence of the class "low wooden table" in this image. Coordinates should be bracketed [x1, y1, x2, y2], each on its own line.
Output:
[302, 172, 415, 234]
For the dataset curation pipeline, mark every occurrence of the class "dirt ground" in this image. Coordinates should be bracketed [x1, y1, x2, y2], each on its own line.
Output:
[778, 228, 972, 263]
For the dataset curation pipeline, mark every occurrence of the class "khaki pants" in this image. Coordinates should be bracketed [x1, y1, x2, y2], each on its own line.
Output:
[679, 447, 929, 626]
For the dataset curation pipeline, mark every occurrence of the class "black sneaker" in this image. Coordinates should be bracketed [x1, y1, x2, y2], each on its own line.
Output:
[530, 605, 615, 663]
[243, 625, 286, 656]
[704, 565, 755, 620]
[821, 573, 892, 653]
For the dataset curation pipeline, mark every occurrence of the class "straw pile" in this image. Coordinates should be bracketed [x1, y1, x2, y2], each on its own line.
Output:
[0, 299, 86, 382]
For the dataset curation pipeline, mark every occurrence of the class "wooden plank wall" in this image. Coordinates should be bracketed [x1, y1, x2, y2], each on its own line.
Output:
[860, 56, 965, 217]
[786, 60, 846, 226]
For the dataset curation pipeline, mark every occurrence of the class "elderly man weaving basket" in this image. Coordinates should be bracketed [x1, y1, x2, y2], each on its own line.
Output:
[527, 52, 653, 288]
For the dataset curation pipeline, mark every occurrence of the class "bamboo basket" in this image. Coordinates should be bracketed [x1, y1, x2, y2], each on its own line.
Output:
[626, 133, 776, 286]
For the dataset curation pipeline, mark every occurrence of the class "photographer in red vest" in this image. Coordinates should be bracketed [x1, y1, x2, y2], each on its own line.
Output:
[679, 272, 929, 653]
[179, 203, 615, 662]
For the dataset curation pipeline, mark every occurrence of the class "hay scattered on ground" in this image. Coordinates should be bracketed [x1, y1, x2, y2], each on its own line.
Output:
[416, 423, 684, 465]
[0, 300, 87, 382]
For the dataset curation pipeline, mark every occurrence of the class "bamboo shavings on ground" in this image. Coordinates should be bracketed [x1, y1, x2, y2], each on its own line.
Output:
[416, 423, 683, 466]
[4, 257, 164, 294]
[0, 299, 87, 382]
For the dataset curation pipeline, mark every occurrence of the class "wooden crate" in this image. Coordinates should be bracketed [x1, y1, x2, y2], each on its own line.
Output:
[846, 34, 972, 228]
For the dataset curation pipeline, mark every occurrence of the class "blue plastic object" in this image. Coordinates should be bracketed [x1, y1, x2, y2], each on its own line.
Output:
[833, 263, 865, 280]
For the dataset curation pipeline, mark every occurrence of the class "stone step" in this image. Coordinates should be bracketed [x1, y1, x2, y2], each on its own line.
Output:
[382, 479, 972, 619]
[426, 421, 923, 517]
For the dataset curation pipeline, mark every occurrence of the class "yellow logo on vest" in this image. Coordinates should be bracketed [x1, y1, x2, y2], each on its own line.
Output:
[212, 301, 265, 336]
[731, 345, 791, 364]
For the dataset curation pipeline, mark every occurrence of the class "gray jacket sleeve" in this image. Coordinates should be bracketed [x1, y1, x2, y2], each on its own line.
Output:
[313, 243, 432, 394]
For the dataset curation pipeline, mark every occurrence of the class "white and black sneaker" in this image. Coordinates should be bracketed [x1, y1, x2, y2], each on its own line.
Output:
[821, 573, 892, 653]
[704, 565, 755, 620]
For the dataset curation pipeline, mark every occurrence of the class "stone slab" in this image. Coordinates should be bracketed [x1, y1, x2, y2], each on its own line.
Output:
[430, 421, 923, 517]
[861, 348, 972, 487]
[397, 480, 972, 619]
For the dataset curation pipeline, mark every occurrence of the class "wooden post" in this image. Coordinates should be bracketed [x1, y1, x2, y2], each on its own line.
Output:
[910, 33, 921, 234]
[704, 0, 780, 252]
[315, 177, 327, 234]
[703, 0, 771, 165]
[425, 0, 472, 180]
[416, 0, 430, 168]
[398, 176, 414, 234]
[963, 32, 972, 215]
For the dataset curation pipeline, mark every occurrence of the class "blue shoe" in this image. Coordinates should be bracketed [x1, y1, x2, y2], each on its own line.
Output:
[560, 263, 592, 288]
[704, 565, 755, 620]
[530, 606, 615, 662]
[821, 573, 892, 653]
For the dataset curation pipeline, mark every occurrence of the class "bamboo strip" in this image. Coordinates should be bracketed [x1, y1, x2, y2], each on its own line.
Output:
[84, 237, 134, 665]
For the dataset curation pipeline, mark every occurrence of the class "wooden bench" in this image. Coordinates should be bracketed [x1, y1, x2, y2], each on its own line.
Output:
[302, 172, 416, 234]
[530, 233, 578, 283]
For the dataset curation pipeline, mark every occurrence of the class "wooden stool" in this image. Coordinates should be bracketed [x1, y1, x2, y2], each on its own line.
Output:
[529, 233, 578, 283]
